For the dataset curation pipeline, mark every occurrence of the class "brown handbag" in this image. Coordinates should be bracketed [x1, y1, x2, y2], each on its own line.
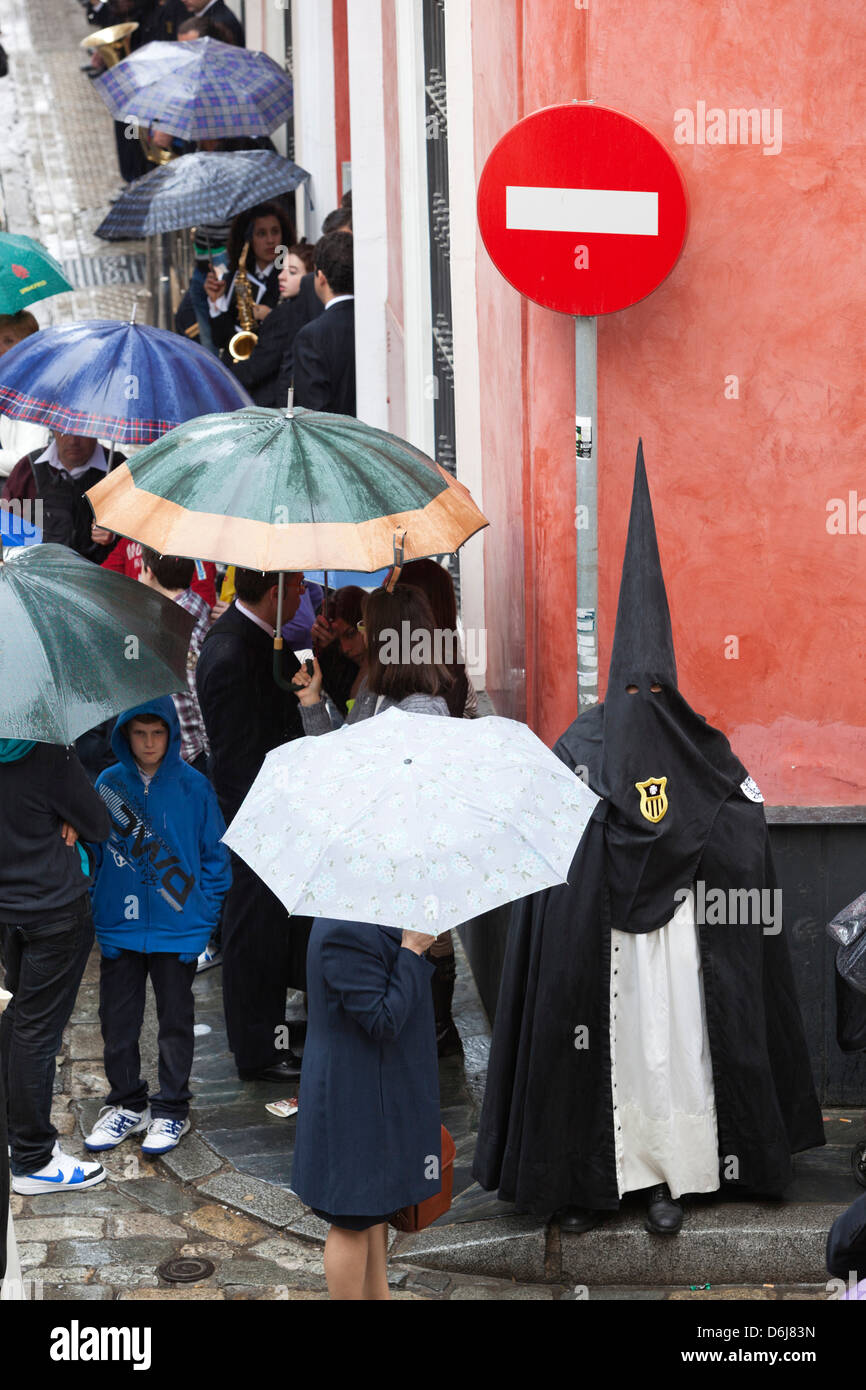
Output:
[389, 1126, 456, 1232]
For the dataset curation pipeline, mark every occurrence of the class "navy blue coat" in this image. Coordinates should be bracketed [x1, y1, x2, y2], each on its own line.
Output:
[291, 919, 441, 1216]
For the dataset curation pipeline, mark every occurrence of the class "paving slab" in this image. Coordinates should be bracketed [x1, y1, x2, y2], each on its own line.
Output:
[557, 1202, 849, 1288]
[390, 1214, 549, 1284]
[157, 1133, 222, 1182]
[118, 1177, 200, 1216]
[196, 1172, 308, 1230]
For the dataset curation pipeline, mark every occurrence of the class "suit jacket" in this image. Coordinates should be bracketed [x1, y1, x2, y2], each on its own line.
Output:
[200, 0, 245, 44]
[291, 298, 356, 416]
[195, 602, 302, 824]
[231, 293, 322, 407]
[274, 274, 325, 407]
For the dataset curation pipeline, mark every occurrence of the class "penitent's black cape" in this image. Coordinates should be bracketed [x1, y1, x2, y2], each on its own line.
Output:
[473, 444, 824, 1214]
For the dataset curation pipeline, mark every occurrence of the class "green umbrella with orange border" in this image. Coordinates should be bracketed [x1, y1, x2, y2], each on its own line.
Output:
[86, 400, 488, 684]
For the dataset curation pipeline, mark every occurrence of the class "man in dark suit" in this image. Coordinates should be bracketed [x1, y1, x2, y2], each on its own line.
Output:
[179, 0, 244, 45]
[291, 232, 355, 416]
[196, 569, 309, 1081]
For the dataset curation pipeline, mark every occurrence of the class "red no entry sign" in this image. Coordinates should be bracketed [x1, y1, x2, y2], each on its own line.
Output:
[477, 103, 688, 316]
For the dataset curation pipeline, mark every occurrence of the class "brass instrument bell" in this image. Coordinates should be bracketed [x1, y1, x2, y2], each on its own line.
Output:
[80, 22, 139, 68]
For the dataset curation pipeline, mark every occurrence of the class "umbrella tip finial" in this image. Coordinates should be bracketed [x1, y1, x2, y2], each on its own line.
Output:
[285, 387, 294, 418]
[129, 289, 150, 325]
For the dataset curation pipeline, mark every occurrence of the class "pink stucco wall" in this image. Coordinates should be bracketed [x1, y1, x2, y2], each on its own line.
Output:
[473, 0, 866, 804]
[470, 1, 526, 720]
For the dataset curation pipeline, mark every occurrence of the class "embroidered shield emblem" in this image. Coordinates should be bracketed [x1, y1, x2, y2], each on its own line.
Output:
[635, 776, 668, 823]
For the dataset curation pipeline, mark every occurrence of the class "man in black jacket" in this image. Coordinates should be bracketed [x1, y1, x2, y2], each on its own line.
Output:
[1, 432, 120, 564]
[0, 740, 112, 1194]
[179, 0, 245, 45]
[291, 232, 355, 416]
[196, 569, 310, 1081]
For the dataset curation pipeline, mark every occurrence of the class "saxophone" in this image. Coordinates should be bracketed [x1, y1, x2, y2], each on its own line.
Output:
[228, 243, 259, 362]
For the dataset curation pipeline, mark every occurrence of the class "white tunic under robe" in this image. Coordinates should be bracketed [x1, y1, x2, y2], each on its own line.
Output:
[610, 887, 720, 1200]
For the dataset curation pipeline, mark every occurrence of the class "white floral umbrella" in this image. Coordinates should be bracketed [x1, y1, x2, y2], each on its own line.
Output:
[223, 709, 600, 935]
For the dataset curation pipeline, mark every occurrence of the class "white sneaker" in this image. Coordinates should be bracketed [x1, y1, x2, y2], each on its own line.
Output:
[140, 1117, 190, 1156]
[12, 1149, 107, 1195]
[196, 941, 222, 972]
[85, 1104, 151, 1151]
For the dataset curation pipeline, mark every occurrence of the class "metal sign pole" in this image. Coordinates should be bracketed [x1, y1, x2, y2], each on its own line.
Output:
[575, 314, 598, 710]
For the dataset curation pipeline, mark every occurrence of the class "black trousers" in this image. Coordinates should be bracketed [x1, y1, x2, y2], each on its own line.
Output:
[99, 950, 197, 1121]
[0, 893, 94, 1175]
[222, 854, 311, 1074]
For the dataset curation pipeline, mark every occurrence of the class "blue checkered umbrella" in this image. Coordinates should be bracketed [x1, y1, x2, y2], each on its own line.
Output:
[96, 150, 310, 241]
[94, 37, 292, 142]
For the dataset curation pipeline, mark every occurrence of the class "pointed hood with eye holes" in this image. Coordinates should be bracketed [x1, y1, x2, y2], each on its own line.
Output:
[589, 441, 748, 932]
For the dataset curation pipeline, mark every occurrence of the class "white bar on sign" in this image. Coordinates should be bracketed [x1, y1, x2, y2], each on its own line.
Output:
[505, 186, 659, 236]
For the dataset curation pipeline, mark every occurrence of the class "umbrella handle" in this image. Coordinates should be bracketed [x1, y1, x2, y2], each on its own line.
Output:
[272, 635, 298, 692]
[272, 571, 299, 691]
[386, 530, 407, 592]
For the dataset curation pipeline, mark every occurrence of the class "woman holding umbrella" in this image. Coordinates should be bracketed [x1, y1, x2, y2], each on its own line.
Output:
[289, 585, 450, 1299]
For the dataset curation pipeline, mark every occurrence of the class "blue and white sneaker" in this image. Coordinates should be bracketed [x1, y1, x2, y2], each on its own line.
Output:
[141, 1117, 190, 1156]
[12, 1149, 106, 1195]
[85, 1104, 151, 1151]
[196, 941, 222, 973]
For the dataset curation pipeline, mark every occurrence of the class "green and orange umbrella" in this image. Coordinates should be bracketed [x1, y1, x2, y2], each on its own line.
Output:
[86, 404, 487, 574]
[86, 402, 488, 686]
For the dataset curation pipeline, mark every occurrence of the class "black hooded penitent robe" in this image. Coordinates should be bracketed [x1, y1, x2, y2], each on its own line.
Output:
[473, 443, 824, 1215]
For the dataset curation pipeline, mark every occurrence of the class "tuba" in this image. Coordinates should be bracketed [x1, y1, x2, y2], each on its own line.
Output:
[80, 22, 139, 68]
[228, 243, 259, 363]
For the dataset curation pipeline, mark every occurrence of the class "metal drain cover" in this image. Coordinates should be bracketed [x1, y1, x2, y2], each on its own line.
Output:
[157, 1256, 215, 1284]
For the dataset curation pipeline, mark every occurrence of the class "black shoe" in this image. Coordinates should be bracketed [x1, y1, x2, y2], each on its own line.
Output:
[645, 1183, 683, 1235]
[238, 1055, 302, 1082]
[555, 1206, 604, 1233]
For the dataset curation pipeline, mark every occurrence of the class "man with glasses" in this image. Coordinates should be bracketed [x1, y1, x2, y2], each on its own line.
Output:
[196, 569, 310, 1081]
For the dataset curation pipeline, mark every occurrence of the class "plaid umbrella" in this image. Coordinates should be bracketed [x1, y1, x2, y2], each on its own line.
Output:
[0, 319, 252, 445]
[96, 150, 310, 242]
[94, 36, 292, 141]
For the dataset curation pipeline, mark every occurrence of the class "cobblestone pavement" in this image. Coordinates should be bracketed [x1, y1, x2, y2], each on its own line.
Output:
[0, 0, 149, 324]
[0, 0, 854, 1308]
[9, 947, 559, 1302]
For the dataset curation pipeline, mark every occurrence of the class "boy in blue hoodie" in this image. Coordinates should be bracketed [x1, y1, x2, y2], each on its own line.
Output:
[85, 698, 232, 1156]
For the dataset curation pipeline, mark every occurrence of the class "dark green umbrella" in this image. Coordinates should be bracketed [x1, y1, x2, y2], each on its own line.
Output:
[0, 233, 73, 314]
[86, 404, 488, 573]
[0, 543, 194, 744]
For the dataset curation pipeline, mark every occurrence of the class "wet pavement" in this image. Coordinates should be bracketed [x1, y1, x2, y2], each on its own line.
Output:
[9, 931, 859, 1301]
[2, 0, 862, 1305]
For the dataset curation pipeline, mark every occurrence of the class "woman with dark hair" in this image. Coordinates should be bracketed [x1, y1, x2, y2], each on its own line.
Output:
[203, 201, 294, 358]
[229, 241, 322, 406]
[290, 584, 448, 1298]
[295, 585, 451, 733]
[396, 558, 478, 719]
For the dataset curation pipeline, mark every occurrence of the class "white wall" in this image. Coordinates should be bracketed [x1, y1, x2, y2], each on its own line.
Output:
[444, 0, 486, 686]
[394, 0, 435, 457]
[346, 0, 388, 429]
[292, 0, 338, 241]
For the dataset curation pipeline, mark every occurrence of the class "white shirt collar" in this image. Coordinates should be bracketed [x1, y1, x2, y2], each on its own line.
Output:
[325, 294, 354, 310]
[198, 0, 219, 13]
[235, 600, 275, 638]
[34, 440, 108, 480]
